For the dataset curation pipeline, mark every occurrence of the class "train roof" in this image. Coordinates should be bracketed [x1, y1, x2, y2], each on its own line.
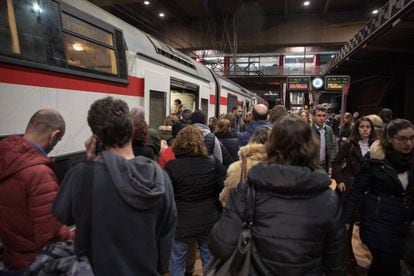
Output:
[62, 0, 214, 83]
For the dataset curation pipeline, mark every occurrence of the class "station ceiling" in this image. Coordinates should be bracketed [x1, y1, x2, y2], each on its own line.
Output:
[89, 0, 414, 97]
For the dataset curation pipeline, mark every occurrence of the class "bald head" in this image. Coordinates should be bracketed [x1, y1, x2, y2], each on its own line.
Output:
[24, 108, 65, 154]
[252, 104, 268, 121]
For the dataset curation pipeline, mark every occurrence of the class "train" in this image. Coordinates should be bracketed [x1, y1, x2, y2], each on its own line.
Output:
[0, 0, 262, 178]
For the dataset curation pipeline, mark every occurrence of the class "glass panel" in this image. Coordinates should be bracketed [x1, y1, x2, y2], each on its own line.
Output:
[62, 13, 113, 47]
[0, 0, 20, 54]
[64, 34, 117, 75]
[290, 92, 304, 105]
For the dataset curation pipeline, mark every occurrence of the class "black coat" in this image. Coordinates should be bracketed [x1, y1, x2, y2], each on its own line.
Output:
[209, 162, 346, 276]
[215, 132, 240, 167]
[342, 141, 414, 256]
[164, 152, 225, 242]
[332, 140, 364, 190]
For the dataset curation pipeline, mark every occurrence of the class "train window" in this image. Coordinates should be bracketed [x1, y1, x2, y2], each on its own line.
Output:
[62, 13, 118, 75]
[0, 0, 66, 66]
[0, 0, 21, 55]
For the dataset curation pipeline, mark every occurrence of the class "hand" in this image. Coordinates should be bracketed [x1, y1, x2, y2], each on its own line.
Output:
[337, 182, 346, 192]
[329, 179, 337, 190]
[85, 135, 100, 161]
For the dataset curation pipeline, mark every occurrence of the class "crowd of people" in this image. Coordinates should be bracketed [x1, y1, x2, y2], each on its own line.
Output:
[0, 98, 413, 276]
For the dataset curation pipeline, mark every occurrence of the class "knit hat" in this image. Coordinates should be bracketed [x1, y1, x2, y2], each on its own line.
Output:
[190, 110, 206, 124]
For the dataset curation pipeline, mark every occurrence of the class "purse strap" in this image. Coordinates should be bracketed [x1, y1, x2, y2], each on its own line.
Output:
[75, 161, 94, 257]
[240, 156, 247, 182]
[244, 179, 256, 229]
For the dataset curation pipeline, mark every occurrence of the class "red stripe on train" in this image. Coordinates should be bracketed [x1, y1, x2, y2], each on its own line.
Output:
[210, 94, 228, 105]
[0, 64, 144, 97]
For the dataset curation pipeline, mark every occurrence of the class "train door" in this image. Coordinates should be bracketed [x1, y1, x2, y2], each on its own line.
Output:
[149, 90, 166, 129]
[227, 93, 238, 113]
[144, 70, 169, 126]
[170, 77, 198, 115]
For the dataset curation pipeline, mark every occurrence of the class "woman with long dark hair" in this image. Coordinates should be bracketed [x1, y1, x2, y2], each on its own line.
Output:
[209, 115, 345, 275]
[342, 118, 414, 275]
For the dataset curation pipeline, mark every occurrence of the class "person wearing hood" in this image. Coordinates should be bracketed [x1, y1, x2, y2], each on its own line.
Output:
[52, 97, 177, 275]
[0, 109, 73, 274]
[342, 118, 414, 275]
[209, 115, 346, 275]
[190, 110, 222, 163]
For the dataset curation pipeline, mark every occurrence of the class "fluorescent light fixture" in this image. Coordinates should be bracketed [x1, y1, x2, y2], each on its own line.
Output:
[303, 1, 310, 6]
[159, 12, 165, 17]
[372, 9, 378, 14]
[144, 1, 150, 5]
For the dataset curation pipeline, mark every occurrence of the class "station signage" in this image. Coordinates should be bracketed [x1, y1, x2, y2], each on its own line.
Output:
[287, 76, 310, 91]
[325, 75, 350, 90]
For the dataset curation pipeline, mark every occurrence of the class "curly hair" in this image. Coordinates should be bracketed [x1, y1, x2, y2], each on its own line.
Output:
[131, 115, 148, 145]
[87, 97, 132, 148]
[267, 115, 320, 169]
[172, 125, 208, 157]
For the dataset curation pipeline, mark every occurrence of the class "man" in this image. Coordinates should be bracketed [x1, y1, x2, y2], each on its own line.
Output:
[190, 110, 223, 163]
[173, 99, 184, 119]
[172, 108, 192, 138]
[238, 104, 272, 147]
[311, 105, 336, 175]
[0, 109, 73, 273]
[231, 105, 244, 134]
[53, 97, 177, 275]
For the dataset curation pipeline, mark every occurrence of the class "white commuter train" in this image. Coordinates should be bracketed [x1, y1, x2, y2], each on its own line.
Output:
[0, 0, 262, 175]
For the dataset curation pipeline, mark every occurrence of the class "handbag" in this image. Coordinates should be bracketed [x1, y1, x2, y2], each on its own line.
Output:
[25, 162, 95, 276]
[205, 173, 267, 276]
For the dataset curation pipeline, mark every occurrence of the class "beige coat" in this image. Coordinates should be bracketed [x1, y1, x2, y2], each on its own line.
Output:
[219, 143, 268, 206]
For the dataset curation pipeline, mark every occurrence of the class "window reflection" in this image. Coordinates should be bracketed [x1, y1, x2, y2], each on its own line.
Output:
[64, 34, 117, 75]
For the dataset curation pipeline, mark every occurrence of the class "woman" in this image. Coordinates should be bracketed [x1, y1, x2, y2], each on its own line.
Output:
[214, 118, 239, 169]
[210, 115, 346, 275]
[342, 118, 414, 275]
[164, 125, 225, 276]
[332, 116, 376, 197]
[298, 109, 311, 124]
[331, 117, 376, 272]
[131, 113, 155, 160]
[219, 125, 271, 207]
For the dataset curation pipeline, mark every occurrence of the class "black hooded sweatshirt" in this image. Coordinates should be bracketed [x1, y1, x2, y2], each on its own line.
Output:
[53, 151, 177, 275]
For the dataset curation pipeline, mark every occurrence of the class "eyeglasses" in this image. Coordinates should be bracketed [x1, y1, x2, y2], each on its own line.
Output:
[393, 136, 414, 143]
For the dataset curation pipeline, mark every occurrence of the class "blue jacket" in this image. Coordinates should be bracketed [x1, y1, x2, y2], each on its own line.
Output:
[238, 120, 272, 147]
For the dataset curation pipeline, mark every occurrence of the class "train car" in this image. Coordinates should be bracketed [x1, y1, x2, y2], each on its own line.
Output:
[0, 0, 261, 171]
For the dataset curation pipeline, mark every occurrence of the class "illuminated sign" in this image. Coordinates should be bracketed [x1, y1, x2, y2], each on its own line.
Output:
[287, 76, 310, 91]
[325, 75, 350, 90]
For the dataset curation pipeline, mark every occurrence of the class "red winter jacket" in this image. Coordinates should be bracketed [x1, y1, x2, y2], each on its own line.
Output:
[0, 136, 73, 271]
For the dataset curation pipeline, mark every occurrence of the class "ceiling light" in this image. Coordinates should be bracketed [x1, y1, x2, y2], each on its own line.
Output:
[159, 12, 165, 17]
[331, 54, 335, 58]
[372, 9, 378, 14]
[303, 1, 310, 6]
[144, 1, 150, 5]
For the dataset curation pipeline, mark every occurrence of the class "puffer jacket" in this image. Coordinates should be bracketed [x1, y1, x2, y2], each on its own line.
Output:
[342, 140, 414, 256]
[209, 163, 346, 276]
[164, 152, 225, 242]
[0, 136, 73, 271]
[219, 143, 267, 206]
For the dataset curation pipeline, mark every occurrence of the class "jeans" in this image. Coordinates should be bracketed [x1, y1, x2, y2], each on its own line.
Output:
[169, 239, 212, 276]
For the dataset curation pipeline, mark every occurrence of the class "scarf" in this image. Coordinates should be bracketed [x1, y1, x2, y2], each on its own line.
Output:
[386, 148, 414, 173]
